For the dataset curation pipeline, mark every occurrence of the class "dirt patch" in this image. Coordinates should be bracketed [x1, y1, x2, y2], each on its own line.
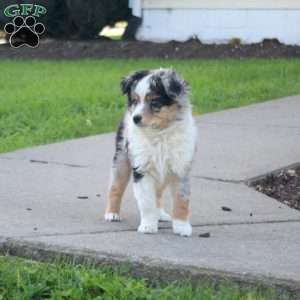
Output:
[1, 38, 300, 59]
[251, 165, 300, 211]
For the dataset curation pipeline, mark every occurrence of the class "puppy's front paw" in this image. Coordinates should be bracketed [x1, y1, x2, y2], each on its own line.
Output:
[104, 212, 121, 222]
[138, 222, 158, 234]
[173, 220, 192, 237]
[158, 208, 172, 222]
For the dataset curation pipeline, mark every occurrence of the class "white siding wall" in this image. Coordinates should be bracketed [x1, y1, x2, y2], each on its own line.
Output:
[142, 0, 300, 10]
[135, 8, 300, 45]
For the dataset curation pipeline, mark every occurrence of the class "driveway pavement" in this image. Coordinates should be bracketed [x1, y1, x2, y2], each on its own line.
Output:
[0, 95, 300, 295]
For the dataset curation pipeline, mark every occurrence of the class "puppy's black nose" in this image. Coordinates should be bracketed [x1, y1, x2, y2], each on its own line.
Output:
[133, 115, 142, 125]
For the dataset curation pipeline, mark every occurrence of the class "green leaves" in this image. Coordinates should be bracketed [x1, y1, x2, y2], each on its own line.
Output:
[0, 256, 289, 300]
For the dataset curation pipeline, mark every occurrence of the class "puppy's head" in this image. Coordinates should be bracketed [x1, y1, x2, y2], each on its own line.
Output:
[121, 68, 190, 129]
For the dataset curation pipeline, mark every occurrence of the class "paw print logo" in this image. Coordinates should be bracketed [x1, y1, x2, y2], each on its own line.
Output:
[4, 16, 45, 48]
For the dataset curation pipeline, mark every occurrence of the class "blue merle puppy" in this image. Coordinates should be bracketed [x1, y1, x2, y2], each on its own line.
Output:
[104, 68, 197, 236]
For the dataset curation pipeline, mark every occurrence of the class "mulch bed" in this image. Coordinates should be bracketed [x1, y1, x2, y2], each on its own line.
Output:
[1, 38, 300, 59]
[252, 165, 300, 210]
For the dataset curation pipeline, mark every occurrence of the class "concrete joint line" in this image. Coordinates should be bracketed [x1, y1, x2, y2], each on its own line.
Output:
[18, 228, 138, 239]
[198, 121, 300, 130]
[0, 156, 89, 169]
[192, 175, 243, 184]
[14, 219, 300, 240]
[29, 159, 89, 169]
[194, 161, 300, 187]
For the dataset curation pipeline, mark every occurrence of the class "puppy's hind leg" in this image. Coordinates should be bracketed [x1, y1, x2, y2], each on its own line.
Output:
[105, 121, 131, 222]
[170, 175, 192, 236]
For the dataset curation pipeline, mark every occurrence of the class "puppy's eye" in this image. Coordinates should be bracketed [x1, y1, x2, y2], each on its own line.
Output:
[129, 97, 139, 106]
[150, 99, 163, 112]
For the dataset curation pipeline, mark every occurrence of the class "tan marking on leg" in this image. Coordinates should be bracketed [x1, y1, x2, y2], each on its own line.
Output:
[170, 176, 190, 221]
[105, 159, 131, 215]
[172, 195, 190, 221]
[106, 184, 124, 214]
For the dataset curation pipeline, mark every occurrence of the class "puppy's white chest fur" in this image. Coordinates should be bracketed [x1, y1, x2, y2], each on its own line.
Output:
[127, 112, 197, 182]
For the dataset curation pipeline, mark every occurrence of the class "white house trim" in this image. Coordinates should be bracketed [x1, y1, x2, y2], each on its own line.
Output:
[143, 0, 300, 9]
[133, 0, 300, 45]
[129, 0, 142, 17]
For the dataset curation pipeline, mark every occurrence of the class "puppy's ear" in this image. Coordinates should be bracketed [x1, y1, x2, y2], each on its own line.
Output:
[164, 70, 190, 99]
[121, 70, 150, 94]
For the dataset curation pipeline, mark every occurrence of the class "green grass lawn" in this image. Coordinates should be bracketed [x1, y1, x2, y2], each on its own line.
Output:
[0, 256, 289, 300]
[1, 58, 300, 153]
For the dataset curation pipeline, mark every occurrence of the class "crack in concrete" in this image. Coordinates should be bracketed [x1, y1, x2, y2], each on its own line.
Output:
[1, 155, 243, 182]
[0, 156, 89, 169]
[16, 218, 300, 240]
[194, 161, 300, 186]
[192, 175, 243, 184]
[29, 159, 89, 168]
[197, 121, 300, 130]
[2, 156, 299, 190]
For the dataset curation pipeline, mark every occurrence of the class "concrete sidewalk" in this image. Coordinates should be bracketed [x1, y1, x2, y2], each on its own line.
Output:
[0, 96, 300, 294]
